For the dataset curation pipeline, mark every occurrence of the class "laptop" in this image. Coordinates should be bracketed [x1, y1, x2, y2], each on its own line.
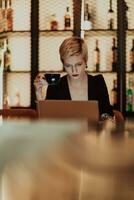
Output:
[37, 100, 99, 122]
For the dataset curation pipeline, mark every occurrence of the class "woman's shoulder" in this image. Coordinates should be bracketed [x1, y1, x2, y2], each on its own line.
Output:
[60, 74, 68, 80]
[59, 74, 68, 84]
[88, 73, 104, 82]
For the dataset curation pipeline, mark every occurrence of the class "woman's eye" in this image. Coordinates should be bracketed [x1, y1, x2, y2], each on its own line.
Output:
[76, 63, 82, 66]
[65, 64, 71, 68]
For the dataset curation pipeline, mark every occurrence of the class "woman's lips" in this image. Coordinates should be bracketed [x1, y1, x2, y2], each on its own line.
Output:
[72, 74, 79, 77]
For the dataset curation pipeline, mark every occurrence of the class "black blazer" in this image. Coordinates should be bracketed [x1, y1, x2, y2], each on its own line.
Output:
[46, 74, 113, 117]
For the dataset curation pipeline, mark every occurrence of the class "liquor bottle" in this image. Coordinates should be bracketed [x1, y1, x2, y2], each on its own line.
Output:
[50, 14, 58, 30]
[94, 39, 100, 72]
[0, 0, 2, 32]
[1, 0, 6, 32]
[130, 39, 134, 72]
[83, 3, 92, 30]
[4, 39, 11, 71]
[108, 0, 114, 30]
[111, 38, 118, 72]
[6, 0, 13, 31]
[3, 93, 10, 108]
[126, 78, 133, 112]
[111, 79, 118, 109]
[14, 91, 21, 107]
[64, 6, 71, 30]
[0, 41, 4, 69]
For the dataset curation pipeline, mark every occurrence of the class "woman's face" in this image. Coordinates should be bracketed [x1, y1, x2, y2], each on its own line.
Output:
[63, 54, 87, 80]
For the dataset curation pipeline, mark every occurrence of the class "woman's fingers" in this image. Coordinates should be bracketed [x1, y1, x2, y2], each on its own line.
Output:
[34, 74, 44, 86]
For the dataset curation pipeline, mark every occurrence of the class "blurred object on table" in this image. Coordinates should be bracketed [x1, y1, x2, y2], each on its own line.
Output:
[0, 120, 134, 200]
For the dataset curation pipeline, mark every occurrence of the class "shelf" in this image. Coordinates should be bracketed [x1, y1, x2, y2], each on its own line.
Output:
[127, 29, 134, 36]
[39, 29, 73, 32]
[39, 30, 73, 36]
[126, 71, 134, 73]
[84, 29, 117, 37]
[0, 31, 31, 39]
[87, 71, 117, 74]
[38, 70, 117, 74]
[4, 71, 31, 73]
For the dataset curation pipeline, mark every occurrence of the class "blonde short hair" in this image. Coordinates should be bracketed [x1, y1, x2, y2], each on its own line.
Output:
[59, 37, 88, 63]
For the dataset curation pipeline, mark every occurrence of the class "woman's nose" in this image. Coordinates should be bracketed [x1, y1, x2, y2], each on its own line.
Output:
[72, 65, 77, 73]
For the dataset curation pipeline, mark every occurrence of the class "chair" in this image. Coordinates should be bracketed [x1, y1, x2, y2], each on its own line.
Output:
[113, 110, 124, 123]
[0, 108, 38, 120]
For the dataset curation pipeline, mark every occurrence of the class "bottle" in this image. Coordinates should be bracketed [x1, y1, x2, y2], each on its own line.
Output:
[111, 38, 118, 72]
[126, 78, 133, 112]
[0, 0, 3, 32]
[83, 3, 92, 30]
[111, 79, 118, 109]
[4, 39, 11, 71]
[3, 93, 10, 108]
[108, 0, 114, 30]
[1, 0, 6, 32]
[14, 91, 21, 107]
[0, 41, 4, 69]
[64, 6, 71, 30]
[6, 0, 13, 31]
[94, 39, 100, 72]
[50, 14, 58, 30]
[130, 39, 134, 72]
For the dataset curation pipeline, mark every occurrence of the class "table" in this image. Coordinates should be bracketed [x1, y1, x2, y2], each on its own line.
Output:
[0, 119, 134, 200]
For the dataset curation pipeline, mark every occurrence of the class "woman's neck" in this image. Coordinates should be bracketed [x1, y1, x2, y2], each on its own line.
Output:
[68, 72, 87, 86]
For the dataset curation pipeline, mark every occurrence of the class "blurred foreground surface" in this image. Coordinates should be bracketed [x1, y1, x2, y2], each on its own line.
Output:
[0, 119, 134, 200]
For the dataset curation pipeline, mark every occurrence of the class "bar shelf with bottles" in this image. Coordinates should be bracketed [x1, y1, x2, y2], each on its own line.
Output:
[124, 0, 134, 116]
[38, 0, 74, 72]
[84, 29, 117, 37]
[0, 0, 31, 108]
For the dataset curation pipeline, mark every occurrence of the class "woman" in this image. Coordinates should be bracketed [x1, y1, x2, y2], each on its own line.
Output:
[34, 36, 114, 120]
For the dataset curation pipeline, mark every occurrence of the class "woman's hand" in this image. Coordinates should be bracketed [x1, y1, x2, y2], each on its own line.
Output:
[34, 73, 48, 100]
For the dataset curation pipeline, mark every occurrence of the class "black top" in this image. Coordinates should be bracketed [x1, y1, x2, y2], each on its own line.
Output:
[46, 74, 113, 117]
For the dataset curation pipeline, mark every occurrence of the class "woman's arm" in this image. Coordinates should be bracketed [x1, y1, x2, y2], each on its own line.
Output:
[96, 74, 114, 118]
[34, 74, 47, 100]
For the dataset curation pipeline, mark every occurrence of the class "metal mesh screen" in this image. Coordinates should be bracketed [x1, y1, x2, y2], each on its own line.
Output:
[39, 32, 73, 72]
[9, 33, 31, 71]
[81, 0, 117, 29]
[81, 0, 117, 102]
[39, 0, 73, 72]
[1, 0, 31, 108]
[6, 73, 31, 107]
[39, 0, 73, 30]
[12, 0, 31, 31]
[126, 0, 134, 112]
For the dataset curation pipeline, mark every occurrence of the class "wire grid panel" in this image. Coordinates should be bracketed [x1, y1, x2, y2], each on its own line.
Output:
[6, 73, 31, 107]
[8, 33, 31, 71]
[39, 0, 73, 30]
[126, 35, 134, 72]
[39, 32, 73, 71]
[83, 0, 117, 29]
[12, 0, 31, 31]
[85, 35, 117, 72]
[126, 0, 134, 29]
[126, 0, 134, 72]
